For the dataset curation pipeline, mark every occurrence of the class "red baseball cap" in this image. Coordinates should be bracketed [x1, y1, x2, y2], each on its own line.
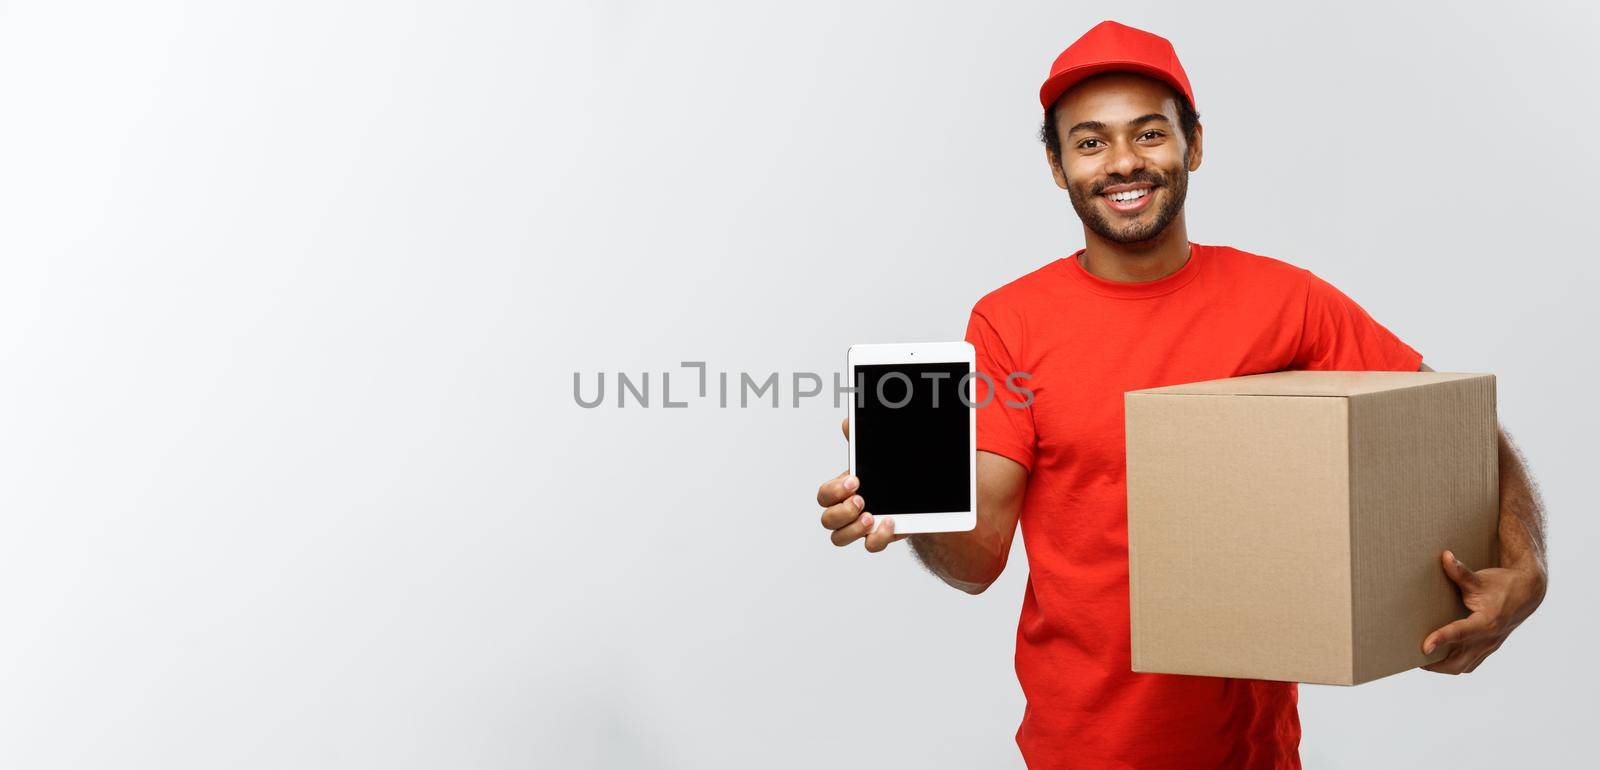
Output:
[1039, 20, 1196, 113]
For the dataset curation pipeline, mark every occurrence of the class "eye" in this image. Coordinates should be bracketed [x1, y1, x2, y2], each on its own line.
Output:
[1138, 130, 1166, 141]
[1077, 138, 1104, 150]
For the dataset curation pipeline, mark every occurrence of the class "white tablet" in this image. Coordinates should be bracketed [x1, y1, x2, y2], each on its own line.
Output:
[846, 342, 977, 535]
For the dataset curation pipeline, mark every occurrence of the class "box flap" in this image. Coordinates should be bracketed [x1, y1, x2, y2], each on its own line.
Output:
[1128, 370, 1490, 398]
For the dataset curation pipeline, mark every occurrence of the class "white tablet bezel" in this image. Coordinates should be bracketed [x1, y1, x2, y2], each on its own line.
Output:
[846, 341, 977, 535]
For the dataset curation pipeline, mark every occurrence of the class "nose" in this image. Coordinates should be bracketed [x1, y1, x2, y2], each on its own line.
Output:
[1104, 138, 1145, 180]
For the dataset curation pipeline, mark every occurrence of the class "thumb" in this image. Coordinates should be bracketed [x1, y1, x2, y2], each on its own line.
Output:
[1423, 611, 1493, 655]
[1440, 550, 1482, 593]
[840, 417, 849, 440]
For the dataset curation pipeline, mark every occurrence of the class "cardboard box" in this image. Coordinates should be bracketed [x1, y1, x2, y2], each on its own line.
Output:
[1124, 371, 1498, 685]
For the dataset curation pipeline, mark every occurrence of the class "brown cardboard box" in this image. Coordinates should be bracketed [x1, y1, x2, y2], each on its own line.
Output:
[1124, 371, 1498, 685]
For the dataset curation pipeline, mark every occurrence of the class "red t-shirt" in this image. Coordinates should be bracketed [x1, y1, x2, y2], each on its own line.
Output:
[965, 242, 1422, 770]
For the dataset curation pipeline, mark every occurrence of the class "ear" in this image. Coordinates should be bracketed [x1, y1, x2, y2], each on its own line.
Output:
[1186, 123, 1204, 172]
[1046, 147, 1068, 190]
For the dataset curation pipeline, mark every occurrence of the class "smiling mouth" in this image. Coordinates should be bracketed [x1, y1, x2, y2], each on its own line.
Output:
[1100, 185, 1157, 213]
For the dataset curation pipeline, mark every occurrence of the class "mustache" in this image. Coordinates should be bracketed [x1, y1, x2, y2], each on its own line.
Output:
[1091, 173, 1165, 194]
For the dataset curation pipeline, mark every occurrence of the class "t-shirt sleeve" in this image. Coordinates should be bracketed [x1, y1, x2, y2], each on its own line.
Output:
[964, 307, 1037, 472]
[1292, 271, 1424, 372]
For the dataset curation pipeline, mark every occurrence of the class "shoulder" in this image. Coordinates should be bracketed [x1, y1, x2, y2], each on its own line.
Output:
[1202, 243, 1313, 283]
[1199, 243, 1321, 302]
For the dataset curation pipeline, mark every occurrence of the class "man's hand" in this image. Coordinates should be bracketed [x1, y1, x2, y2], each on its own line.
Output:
[814, 417, 1027, 592]
[816, 418, 908, 552]
[1421, 549, 1547, 674]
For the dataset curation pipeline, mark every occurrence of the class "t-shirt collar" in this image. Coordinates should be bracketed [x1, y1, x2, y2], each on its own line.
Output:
[1060, 242, 1205, 299]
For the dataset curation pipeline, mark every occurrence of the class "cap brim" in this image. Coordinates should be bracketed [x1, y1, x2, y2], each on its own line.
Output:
[1039, 60, 1192, 112]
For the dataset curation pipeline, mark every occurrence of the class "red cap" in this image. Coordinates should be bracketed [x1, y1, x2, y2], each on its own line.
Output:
[1039, 20, 1196, 113]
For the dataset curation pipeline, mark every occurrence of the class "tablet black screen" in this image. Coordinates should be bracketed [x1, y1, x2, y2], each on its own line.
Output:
[853, 362, 971, 515]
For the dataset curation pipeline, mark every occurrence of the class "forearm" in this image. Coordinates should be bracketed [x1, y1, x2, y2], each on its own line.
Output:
[1495, 426, 1548, 586]
[908, 528, 1011, 594]
[905, 451, 1028, 594]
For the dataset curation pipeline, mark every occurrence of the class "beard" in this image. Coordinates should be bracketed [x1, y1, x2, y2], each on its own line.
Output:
[1066, 162, 1189, 245]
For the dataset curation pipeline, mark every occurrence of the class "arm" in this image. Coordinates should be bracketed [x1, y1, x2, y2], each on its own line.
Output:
[1489, 426, 1549, 579]
[816, 421, 1027, 595]
[903, 451, 1026, 594]
[1418, 362, 1549, 673]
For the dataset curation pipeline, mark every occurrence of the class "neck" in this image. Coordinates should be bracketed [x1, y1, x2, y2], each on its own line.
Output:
[1077, 214, 1191, 282]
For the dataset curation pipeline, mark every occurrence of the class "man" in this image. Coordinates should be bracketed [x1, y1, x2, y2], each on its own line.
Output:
[813, 20, 1548, 770]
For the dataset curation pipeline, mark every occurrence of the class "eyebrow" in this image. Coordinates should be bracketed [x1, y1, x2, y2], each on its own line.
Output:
[1067, 113, 1172, 137]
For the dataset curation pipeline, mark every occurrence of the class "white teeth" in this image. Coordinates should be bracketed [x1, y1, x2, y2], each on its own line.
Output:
[1107, 188, 1150, 202]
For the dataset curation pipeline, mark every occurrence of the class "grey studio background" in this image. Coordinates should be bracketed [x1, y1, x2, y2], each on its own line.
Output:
[0, 0, 1596, 768]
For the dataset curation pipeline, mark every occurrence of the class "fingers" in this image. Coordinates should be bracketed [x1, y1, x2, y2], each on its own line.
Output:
[829, 507, 875, 547]
[1424, 634, 1509, 675]
[840, 417, 849, 440]
[815, 468, 889, 550]
[1422, 551, 1519, 676]
[817, 472, 859, 507]
[821, 492, 868, 534]
[864, 516, 898, 553]
[1423, 612, 1494, 655]
[1422, 644, 1477, 675]
[1440, 550, 1483, 592]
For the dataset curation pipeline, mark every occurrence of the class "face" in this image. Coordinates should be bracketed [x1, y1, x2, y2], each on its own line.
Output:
[1047, 73, 1202, 245]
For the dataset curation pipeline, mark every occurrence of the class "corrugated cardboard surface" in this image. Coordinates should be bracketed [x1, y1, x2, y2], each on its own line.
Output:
[1348, 375, 1498, 683]
[1125, 371, 1498, 686]
[1126, 393, 1353, 684]
[1136, 369, 1488, 398]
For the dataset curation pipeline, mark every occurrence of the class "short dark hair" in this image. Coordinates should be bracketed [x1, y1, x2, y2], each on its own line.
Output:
[1040, 86, 1200, 162]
